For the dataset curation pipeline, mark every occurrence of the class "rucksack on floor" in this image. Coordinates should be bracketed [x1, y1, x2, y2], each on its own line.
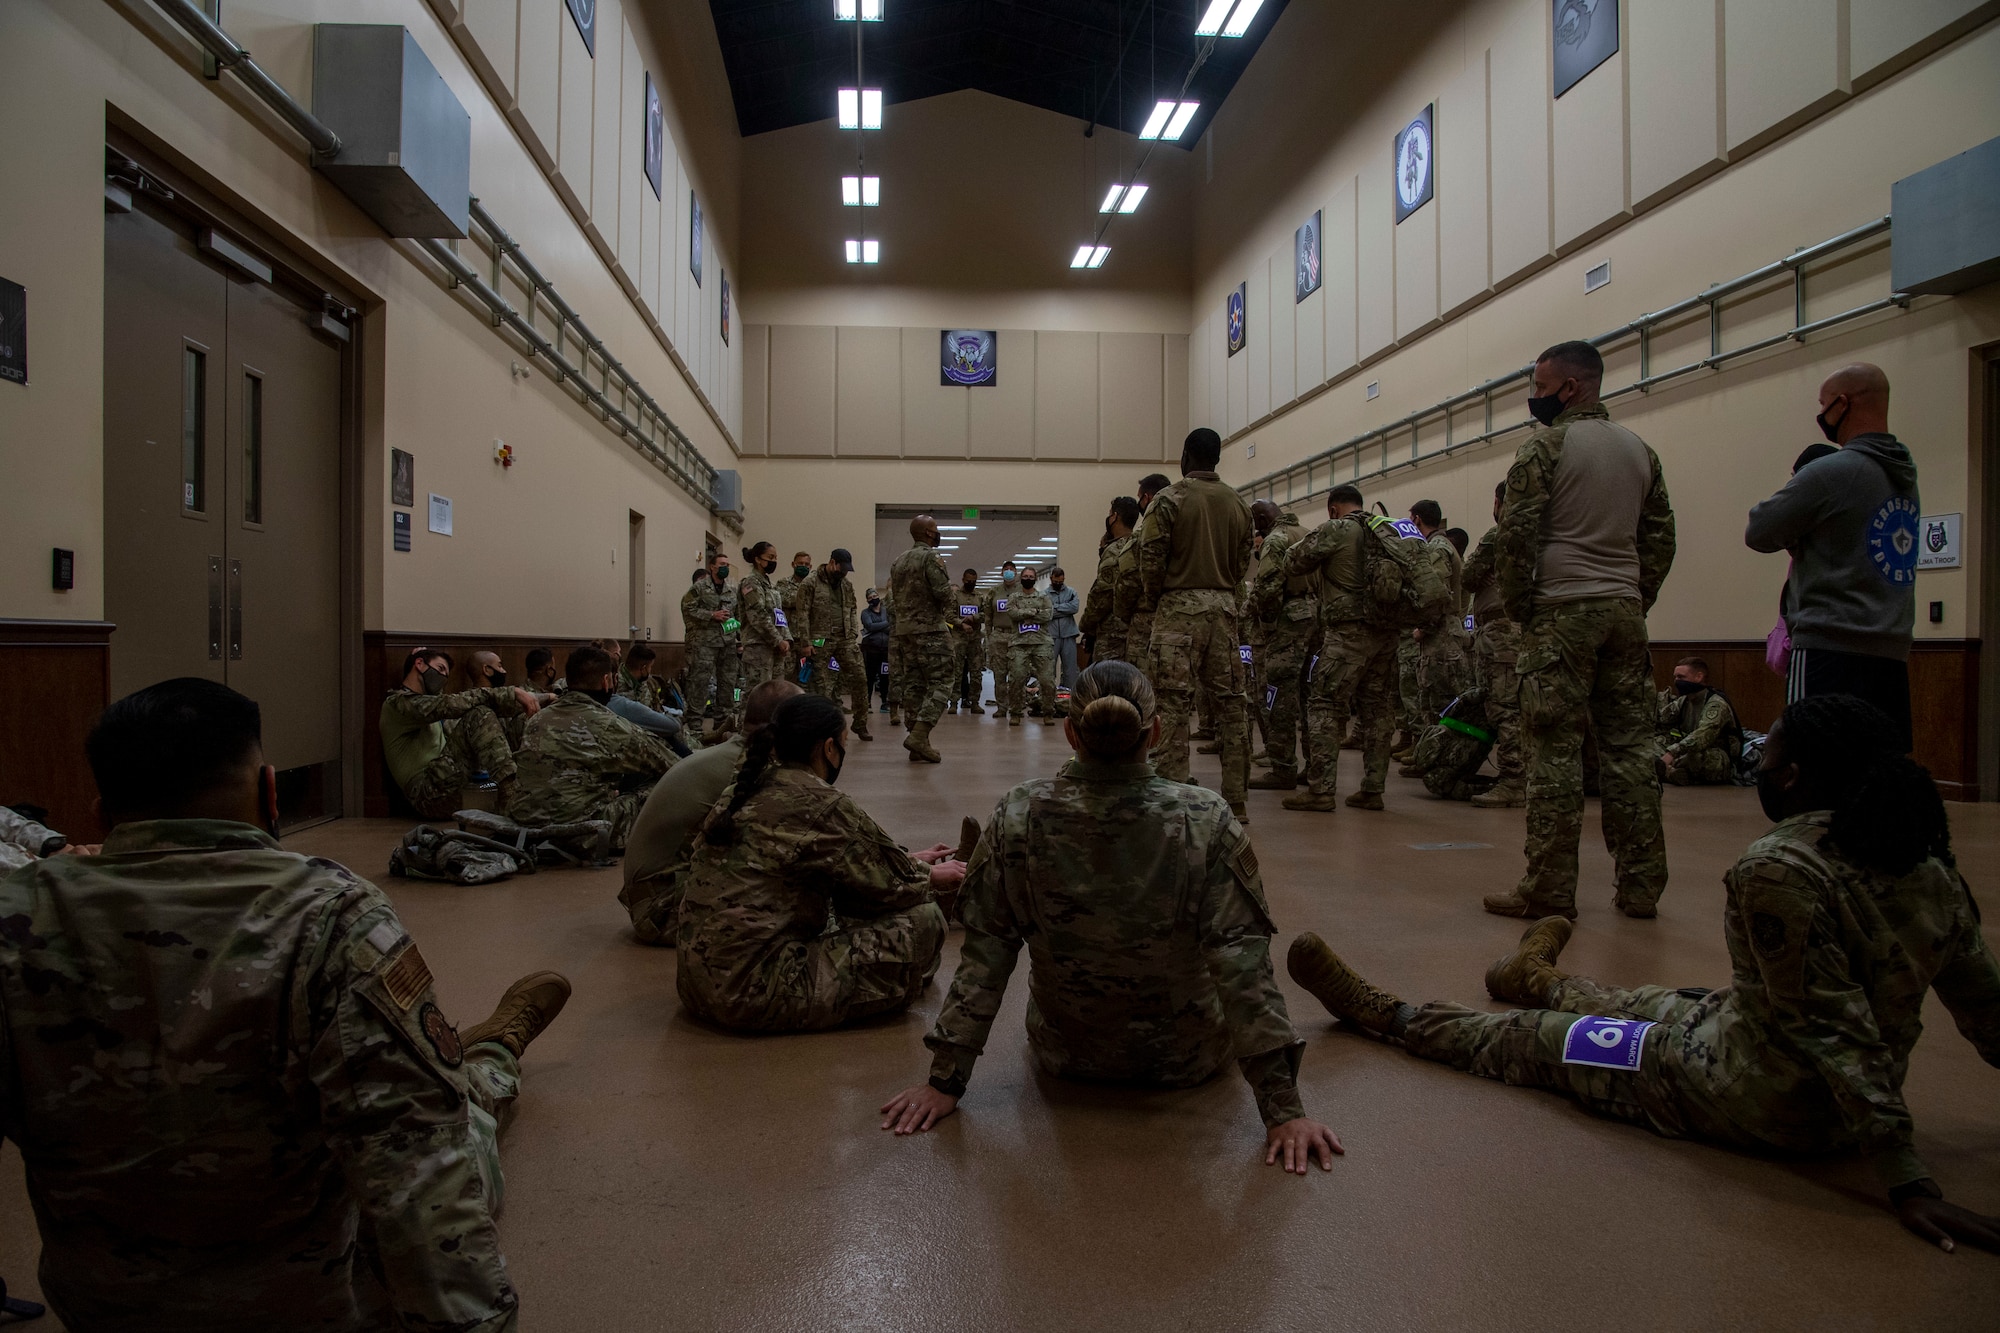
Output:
[1360, 515, 1450, 629]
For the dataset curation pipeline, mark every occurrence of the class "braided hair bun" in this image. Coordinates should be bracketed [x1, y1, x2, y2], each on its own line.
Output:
[1069, 661, 1158, 760]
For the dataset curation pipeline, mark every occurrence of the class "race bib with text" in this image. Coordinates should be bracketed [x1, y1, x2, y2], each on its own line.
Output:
[1019, 622, 1042, 635]
[1560, 1017, 1655, 1071]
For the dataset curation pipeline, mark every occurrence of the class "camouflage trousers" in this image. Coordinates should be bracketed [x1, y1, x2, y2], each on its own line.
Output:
[897, 631, 956, 729]
[1302, 620, 1397, 796]
[459, 1041, 522, 1214]
[677, 902, 947, 1032]
[953, 631, 986, 705]
[1125, 609, 1156, 680]
[987, 634, 1011, 707]
[1663, 746, 1735, 786]
[1516, 596, 1667, 914]
[1149, 589, 1249, 803]
[1093, 622, 1129, 666]
[886, 637, 901, 709]
[1474, 618, 1524, 782]
[1402, 976, 1840, 1159]
[1396, 633, 1423, 735]
[619, 869, 683, 947]
[1259, 621, 1316, 777]
[808, 639, 870, 724]
[1009, 642, 1057, 719]
[1416, 723, 1492, 801]
[686, 636, 740, 722]
[1243, 638, 1266, 742]
[741, 642, 787, 695]
[1415, 625, 1471, 724]
[403, 706, 517, 819]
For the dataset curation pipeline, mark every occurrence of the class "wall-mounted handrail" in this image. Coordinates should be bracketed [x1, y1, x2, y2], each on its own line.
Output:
[1237, 216, 1908, 506]
[152, 0, 343, 157]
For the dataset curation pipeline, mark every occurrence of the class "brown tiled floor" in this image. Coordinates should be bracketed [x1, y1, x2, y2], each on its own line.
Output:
[5, 708, 1998, 1329]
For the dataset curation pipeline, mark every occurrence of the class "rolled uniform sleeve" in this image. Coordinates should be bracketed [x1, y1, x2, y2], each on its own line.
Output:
[924, 812, 1024, 1095]
[814, 791, 934, 919]
[384, 686, 523, 728]
[1198, 821, 1305, 1127]
[308, 895, 517, 1331]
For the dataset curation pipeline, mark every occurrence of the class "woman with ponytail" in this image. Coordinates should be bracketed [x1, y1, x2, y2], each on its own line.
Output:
[880, 661, 1343, 1176]
[735, 540, 793, 694]
[1287, 693, 2000, 1251]
[675, 693, 964, 1032]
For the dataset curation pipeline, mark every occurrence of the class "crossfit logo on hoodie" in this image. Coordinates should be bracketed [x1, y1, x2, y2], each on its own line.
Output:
[1867, 495, 1920, 586]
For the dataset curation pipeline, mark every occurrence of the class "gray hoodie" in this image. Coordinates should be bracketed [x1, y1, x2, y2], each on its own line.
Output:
[1745, 434, 1919, 661]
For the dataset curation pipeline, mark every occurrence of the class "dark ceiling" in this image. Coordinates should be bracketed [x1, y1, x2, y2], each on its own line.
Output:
[706, 0, 1289, 141]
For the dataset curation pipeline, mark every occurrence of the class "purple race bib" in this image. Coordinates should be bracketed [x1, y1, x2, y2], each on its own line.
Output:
[1238, 644, 1253, 664]
[1561, 1017, 1654, 1071]
[960, 605, 980, 617]
[1018, 622, 1042, 634]
[773, 610, 789, 629]
[995, 598, 1008, 611]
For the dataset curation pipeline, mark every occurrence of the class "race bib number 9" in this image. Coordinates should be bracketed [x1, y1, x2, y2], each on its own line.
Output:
[1264, 684, 1278, 710]
[773, 610, 790, 629]
[1560, 1017, 1655, 1071]
[1238, 644, 1253, 664]
[1019, 622, 1042, 635]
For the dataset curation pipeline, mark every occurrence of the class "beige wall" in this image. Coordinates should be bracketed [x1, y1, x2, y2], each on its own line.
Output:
[1191, 0, 2000, 642]
[1, 0, 733, 641]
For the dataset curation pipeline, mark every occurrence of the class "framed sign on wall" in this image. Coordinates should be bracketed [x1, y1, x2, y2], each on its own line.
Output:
[1553, 0, 1618, 97]
[690, 192, 704, 286]
[1227, 283, 1247, 356]
[565, 0, 596, 57]
[940, 330, 998, 387]
[1394, 105, 1434, 223]
[1296, 210, 1322, 303]
[642, 73, 664, 200]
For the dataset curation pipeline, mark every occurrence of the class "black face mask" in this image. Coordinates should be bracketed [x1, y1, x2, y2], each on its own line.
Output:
[580, 687, 614, 706]
[487, 669, 508, 688]
[1756, 766, 1790, 824]
[1527, 388, 1568, 427]
[1673, 679, 1702, 697]
[794, 565, 812, 579]
[824, 741, 846, 786]
[420, 667, 447, 696]
[715, 566, 729, 581]
[1815, 398, 1847, 443]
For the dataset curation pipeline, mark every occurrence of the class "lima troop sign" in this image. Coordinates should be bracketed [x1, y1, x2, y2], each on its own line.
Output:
[1394, 105, 1434, 224]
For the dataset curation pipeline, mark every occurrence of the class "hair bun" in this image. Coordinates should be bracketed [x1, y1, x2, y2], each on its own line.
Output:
[1076, 694, 1143, 753]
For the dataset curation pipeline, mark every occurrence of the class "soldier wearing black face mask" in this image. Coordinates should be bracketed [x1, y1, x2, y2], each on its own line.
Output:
[1655, 656, 1741, 786]
[380, 647, 544, 819]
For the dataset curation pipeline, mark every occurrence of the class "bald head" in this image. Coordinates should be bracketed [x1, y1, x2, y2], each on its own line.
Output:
[468, 650, 504, 687]
[910, 514, 939, 547]
[1250, 499, 1281, 536]
[742, 678, 801, 734]
[1818, 363, 1890, 444]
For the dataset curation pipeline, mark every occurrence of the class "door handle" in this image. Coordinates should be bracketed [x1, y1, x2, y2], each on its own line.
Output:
[208, 556, 224, 660]
[228, 558, 243, 660]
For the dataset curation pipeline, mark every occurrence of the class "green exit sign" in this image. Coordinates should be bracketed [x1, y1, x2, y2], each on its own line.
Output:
[962, 507, 979, 519]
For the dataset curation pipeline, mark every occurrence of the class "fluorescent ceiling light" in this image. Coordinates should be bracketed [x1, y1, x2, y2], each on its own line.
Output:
[1088, 245, 1110, 268]
[1070, 244, 1096, 269]
[1137, 100, 1176, 140]
[838, 89, 881, 129]
[837, 89, 858, 128]
[1194, 0, 1235, 35]
[841, 176, 881, 206]
[1100, 184, 1127, 213]
[1222, 0, 1266, 36]
[835, 0, 884, 19]
[844, 239, 880, 264]
[862, 88, 882, 128]
[1117, 184, 1148, 214]
[1163, 101, 1201, 139]
[937, 525, 977, 530]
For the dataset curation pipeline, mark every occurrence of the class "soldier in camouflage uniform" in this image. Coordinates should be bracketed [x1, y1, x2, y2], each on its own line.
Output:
[782, 552, 814, 646]
[675, 693, 958, 1031]
[1139, 433, 1254, 816]
[1282, 486, 1398, 812]
[1464, 481, 1526, 807]
[1118, 475, 1172, 679]
[950, 568, 988, 714]
[986, 565, 1022, 714]
[1402, 502, 1471, 766]
[0, 677, 572, 1329]
[1006, 569, 1059, 725]
[882, 586, 900, 724]
[880, 662, 1343, 1176]
[380, 647, 541, 819]
[798, 549, 873, 741]
[1248, 502, 1316, 789]
[510, 646, 675, 850]
[0, 804, 69, 875]
[1081, 496, 1140, 664]
[737, 541, 795, 695]
[1290, 696, 2000, 1249]
[889, 515, 957, 762]
[1489, 342, 1675, 920]
[1657, 657, 1741, 786]
[681, 557, 739, 724]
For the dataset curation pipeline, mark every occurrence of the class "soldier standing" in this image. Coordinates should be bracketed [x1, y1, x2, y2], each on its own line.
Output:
[1656, 657, 1741, 785]
[879, 662, 1342, 1176]
[1139, 430, 1254, 819]
[681, 553, 739, 727]
[1282, 485, 1398, 813]
[737, 540, 794, 694]
[1488, 340, 1676, 921]
[985, 562, 1023, 714]
[799, 548, 873, 741]
[1406, 500, 1471, 750]
[1247, 500, 1316, 791]
[1006, 568, 1058, 726]
[1117, 474, 1173, 679]
[782, 550, 814, 646]
[1081, 496, 1140, 663]
[511, 645, 676, 849]
[950, 567, 987, 715]
[1288, 695, 2000, 1252]
[888, 514, 956, 763]
[1464, 481, 1526, 808]
[1, 678, 571, 1329]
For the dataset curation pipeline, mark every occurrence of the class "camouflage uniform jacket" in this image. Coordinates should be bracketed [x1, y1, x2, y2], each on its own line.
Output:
[681, 579, 728, 646]
[1008, 587, 1055, 647]
[1112, 512, 1147, 625]
[799, 569, 860, 650]
[0, 820, 517, 1330]
[513, 691, 675, 825]
[1425, 528, 1467, 627]
[1656, 688, 1740, 760]
[953, 585, 987, 644]
[1250, 513, 1315, 629]
[737, 568, 789, 648]
[0, 806, 65, 876]
[379, 685, 523, 793]
[1461, 527, 1506, 626]
[1713, 812, 2000, 1186]
[1137, 472, 1254, 607]
[1080, 533, 1135, 640]
[780, 573, 812, 631]
[1283, 514, 1371, 625]
[926, 758, 1306, 1126]
[617, 667, 665, 711]
[1494, 403, 1676, 623]
[986, 584, 1026, 638]
[677, 766, 932, 1002]
[888, 543, 953, 636]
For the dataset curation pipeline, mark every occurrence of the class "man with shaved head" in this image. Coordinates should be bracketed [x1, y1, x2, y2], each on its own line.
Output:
[1747, 362, 1919, 752]
[888, 514, 955, 761]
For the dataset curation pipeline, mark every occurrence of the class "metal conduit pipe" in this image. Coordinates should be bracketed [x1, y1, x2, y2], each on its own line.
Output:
[150, 0, 343, 157]
[418, 238, 712, 503]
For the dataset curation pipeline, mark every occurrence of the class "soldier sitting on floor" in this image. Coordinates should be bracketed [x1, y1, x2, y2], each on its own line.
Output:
[881, 661, 1343, 1176]
[0, 677, 571, 1329]
[1288, 694, 2000, 1252]
[381, 646, 547, 819]
[511, 644, 676, 850]
[1656, 656, 1743, 786]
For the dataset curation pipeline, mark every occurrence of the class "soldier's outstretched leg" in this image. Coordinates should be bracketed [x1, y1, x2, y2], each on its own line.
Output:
[680, 903, 946, 1032]
[457, 971, 571, 1213]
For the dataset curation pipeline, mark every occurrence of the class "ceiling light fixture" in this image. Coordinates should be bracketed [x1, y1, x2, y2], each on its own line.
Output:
[1070, 245, 1095, 268]
[1163, 101, 1201, 139]
[841, 175, 881, 206]
[1117, 184, 1148, 214]
[835, 0, 884, 20]
[1138, 100, 1200, 141]
[844, 239, 880, 264]
[1137, 100, 1176, 139]
[837, 88, 883, 130]
[1195, 0, 1265, 36]
[1100, 184, 1127, 213]
[1088, 245, 1110, 268]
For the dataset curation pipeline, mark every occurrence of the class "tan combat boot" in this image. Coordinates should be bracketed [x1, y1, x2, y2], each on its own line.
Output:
[1471, 780, 1525, 809]
[1281, 790, 1339, 812]
[1228, 801, 1251, 824]
[460, 971, 573, 1058]
[1196, 738, 1223, 754]
[1481, 890, 1578, 922]
[904, 723, 942, 763]
[1247, 769, 1300, 790]
[1483, 917, 1574, 1007]
[1286, 933, 1405, 1037]
[1345, 790, 1384, 811]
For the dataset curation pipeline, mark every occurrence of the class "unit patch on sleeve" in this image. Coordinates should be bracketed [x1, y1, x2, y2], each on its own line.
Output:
[419, 1002, 464, 1068]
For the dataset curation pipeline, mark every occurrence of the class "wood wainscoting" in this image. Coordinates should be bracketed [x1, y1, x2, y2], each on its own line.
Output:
[362, 631, 688, 817]
[0, 619, 115, 841]
[1649, 639, 1983, 802]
